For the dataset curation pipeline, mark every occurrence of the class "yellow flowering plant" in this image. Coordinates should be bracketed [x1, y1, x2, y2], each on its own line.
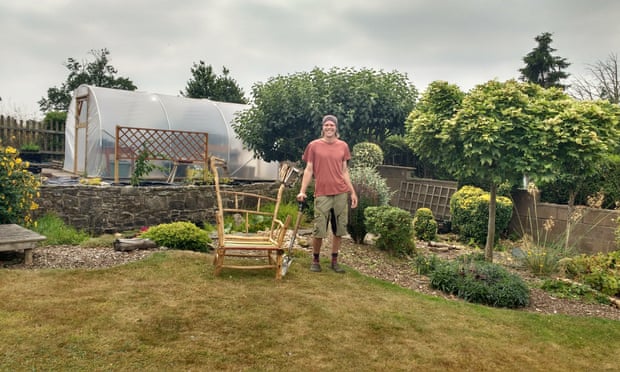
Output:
[0, 141, 41, 227]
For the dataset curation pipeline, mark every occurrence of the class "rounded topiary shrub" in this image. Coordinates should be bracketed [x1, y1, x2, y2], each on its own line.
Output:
[413, 207, 438, 241]
[348, 166, 393, 244]
[141, 221, 211, 252]
[364, 205, 415, 256]
[449, 185, 513, 245]
[351, 142, 384, 169]
[429, 258, 530, 308]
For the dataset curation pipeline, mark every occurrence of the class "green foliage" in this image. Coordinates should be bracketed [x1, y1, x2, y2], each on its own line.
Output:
[405, 80, 465, 177]
[141, 221, 211, 252]
[351, 142, 384, 169]
[38, 48, 137, 113]
[412, 207, 438, 241]
[34, 213, 90, 245]
[233, 67, 417, 162]
[540, 154, 620, 209]
[364, 205, 415, 256]
[519, 32, 570, 89]
[181, 61, 247, 104]
[0, 143, 40, 226]
[540, 279, 611, 305]
[450, 186, 513, 245]
[348, 166, 393, 243]
[382, 134, 417, 168]
[19, 143, 40, 151]
[429, 258, 530, 308]
[561, 251, 620, 296]
[130, 145, 167, 186]
[413, 253, 441, 275]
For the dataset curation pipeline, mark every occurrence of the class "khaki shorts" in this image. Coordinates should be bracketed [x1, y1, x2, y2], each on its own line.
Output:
[312, 193, 349, 238]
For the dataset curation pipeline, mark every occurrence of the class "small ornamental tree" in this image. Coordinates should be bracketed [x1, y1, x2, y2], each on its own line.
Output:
[0, 143, 40, 226]
[408, 80, 563, 262]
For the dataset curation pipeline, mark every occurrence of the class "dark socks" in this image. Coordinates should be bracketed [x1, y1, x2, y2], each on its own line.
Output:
[331, 252, 338, 264]
[313, 253, 320, 263]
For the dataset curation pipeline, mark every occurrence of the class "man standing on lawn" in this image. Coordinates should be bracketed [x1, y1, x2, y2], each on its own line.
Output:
[296, 114, 358, 273]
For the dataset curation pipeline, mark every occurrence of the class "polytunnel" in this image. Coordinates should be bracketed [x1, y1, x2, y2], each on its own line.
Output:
[63, 84, 278, 181]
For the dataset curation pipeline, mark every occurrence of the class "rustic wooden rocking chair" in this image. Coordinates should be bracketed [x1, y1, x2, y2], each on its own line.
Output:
[210, 157, 291, 279]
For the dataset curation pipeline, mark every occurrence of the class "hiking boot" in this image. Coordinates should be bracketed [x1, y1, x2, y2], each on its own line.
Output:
[331, 262, 345, 274]
[310, 262, 322, 272]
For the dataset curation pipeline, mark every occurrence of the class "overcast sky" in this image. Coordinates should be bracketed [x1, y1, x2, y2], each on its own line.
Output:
[1, 0, 618, 119]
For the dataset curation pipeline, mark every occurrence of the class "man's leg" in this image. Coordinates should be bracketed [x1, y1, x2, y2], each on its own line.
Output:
[311, 237, 323, 271]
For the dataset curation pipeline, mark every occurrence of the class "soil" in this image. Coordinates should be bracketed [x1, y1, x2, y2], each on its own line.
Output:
[2, 236, 619, 322]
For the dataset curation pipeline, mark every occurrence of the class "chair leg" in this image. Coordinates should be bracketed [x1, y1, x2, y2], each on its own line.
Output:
[214, 248, 225, 276]
[275, 253, 283, 280]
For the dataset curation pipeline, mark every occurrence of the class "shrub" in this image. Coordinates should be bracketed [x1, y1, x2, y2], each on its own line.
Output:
[413, 253, 441, 275]
[347, 166, 393, 244]
[429, 258, 530, 308]
[34, 213, 90, 245]
[141, 221, 211, 252]
[0, 143, 41, 227]
[449, 185, 513, 245]
[539, 153, 620, 209]
[540, 279, 611, 305]
[351, 142, 384, 169]
[412, 207, 438, 241]
[561, 251, 620, 297]
[364, 205, 415, 256]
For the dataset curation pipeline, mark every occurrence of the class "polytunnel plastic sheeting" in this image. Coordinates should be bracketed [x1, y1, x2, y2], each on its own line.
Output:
[63, 85, 278, 180]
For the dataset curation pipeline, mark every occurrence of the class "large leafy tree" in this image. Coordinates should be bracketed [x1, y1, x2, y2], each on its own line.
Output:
[233, 67, 417, 162]
[519, 32, 570, 90]
[181, 61, 247, 104]
[38, 48, 137, 113]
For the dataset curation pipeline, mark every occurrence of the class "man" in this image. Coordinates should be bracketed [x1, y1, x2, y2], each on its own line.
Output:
[297, 114, 358, 273]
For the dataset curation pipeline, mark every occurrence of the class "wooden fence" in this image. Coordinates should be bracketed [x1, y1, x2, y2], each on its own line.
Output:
[0, 115, 65, 161]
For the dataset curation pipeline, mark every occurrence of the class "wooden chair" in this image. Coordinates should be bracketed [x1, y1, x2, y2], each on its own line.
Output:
[210, 157, 291, 279]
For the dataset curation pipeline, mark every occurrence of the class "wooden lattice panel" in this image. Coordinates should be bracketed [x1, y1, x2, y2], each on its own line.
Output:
[397, 179, 457, 221]
[115, 126, 208, 162]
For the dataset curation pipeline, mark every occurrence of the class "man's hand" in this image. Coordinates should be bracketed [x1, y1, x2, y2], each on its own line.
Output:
[350, 194, 358, 209]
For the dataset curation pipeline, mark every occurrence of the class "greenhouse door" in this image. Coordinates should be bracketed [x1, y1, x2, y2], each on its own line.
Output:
[72, 94, 89, 174]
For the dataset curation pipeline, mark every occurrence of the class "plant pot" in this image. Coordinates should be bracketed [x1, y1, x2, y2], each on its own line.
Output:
[20, 151, 43, 164]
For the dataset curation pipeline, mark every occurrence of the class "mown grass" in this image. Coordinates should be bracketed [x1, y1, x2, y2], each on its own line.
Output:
[0, 251, 618, 371]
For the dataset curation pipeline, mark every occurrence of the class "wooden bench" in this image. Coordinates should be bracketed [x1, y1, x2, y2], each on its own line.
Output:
[210, 157, 291, 279]
[0, 224, 46, 265]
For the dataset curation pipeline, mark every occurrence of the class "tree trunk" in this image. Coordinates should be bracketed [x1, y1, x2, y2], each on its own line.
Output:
[114, 238, 158, 251]
[565, 191, 576, 250]
[485, 183, 497, 262]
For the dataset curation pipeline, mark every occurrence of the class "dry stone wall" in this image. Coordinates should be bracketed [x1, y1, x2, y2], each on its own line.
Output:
[34, 183, 279, 235]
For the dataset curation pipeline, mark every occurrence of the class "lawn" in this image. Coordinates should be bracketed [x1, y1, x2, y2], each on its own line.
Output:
[1, 250, 618, 371]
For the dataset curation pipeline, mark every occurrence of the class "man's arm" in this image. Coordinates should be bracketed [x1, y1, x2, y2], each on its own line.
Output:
[297, 161, 314, 201]
[342, 160, 358, 208]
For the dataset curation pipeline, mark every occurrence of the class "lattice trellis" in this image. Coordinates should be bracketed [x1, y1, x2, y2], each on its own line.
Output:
[114, 125, 208, 182]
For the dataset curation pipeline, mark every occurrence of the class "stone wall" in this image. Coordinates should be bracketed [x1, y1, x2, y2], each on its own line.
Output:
[34, 183, 279, 235]
[509, 189, 619, 254]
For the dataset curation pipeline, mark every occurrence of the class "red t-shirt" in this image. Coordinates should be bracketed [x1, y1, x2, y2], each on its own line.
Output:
[302, 139, 351, 197]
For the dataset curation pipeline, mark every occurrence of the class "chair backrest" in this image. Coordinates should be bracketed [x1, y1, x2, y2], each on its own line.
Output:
[210, 156, 288, 244]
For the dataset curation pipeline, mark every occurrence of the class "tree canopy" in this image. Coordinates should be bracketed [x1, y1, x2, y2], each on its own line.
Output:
[519, 32, 570, 90]
[232, 67, 417, 162]
[38, 48, 137, 113]
[570, 53, 620, 104]
[180, 61, 247, 104]
[406, 79, 619, 261]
